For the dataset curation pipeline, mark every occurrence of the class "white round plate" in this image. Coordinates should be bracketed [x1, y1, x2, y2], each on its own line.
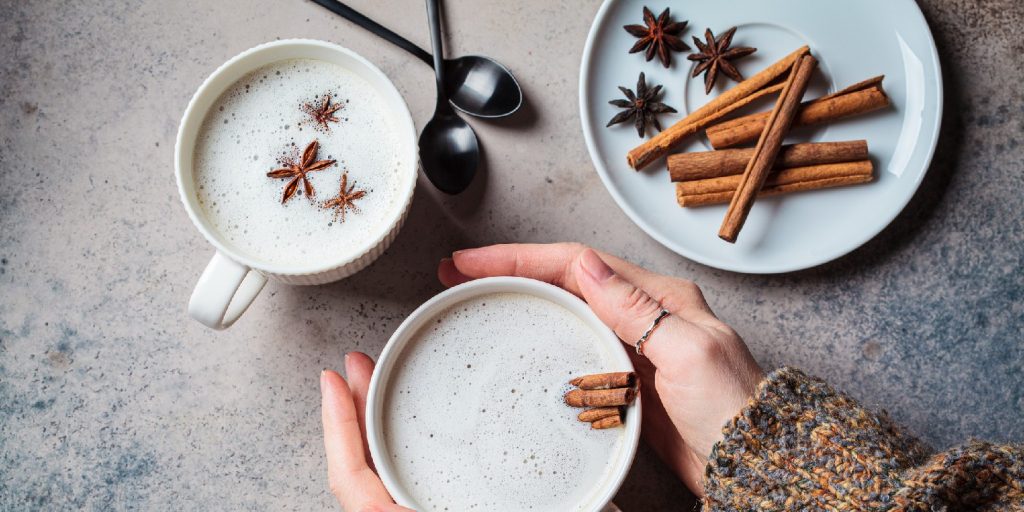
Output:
[580, 0, 942, 273]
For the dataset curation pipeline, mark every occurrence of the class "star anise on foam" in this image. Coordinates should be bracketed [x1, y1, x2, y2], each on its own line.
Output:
[623, 6, 690, 68]
[607, 72, 677, 138]
[688, 27, 757, 94]
[320, 172, 367, 224]
[303, 93, 344, 131]
[266, 140, 335, 204]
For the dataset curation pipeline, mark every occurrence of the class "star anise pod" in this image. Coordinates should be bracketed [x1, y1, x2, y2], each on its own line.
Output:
[623, 6, 689, 68]
[320, 172, 367, 223]
[688, 27, 757, 94]
[606, 72, 677, 138]
[266, 140, 335, 204]
[303, 93, 344, 130]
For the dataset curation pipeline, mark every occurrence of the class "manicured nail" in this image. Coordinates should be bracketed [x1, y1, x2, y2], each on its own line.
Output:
[579, 249, 614, 282]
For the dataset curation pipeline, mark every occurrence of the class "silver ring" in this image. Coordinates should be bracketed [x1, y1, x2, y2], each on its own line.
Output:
[635, 309, 670, 356]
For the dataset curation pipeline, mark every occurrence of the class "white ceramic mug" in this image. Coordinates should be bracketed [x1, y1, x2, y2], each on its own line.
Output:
[174, 40, 418, 329]
[365, 277, 640, 512]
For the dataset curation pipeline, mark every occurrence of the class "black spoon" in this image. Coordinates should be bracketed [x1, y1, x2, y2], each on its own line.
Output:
[418, 0, 480, 194]
[311, 0, 522, 118]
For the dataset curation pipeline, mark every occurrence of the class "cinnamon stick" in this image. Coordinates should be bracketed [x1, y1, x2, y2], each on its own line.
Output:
[706, 76, 889, 149]
[591, 413, 623, 430]
[626, 46, 809, 170]
[578, 407, 621, 423]
[676, 160, 873, 207]
[569, 372, 636, 390]
[564, 387, 636, 408]
[817, 75, 886, 102]
[668, 141, 868, 182]
[719, 54, 818, 243]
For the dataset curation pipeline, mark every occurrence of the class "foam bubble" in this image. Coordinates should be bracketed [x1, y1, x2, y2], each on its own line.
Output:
[193, 59, 404, 267]
[382, 293, 625, 511]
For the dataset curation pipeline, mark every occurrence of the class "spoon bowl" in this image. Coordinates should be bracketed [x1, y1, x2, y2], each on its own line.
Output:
[444, 56, 523, 118]
[419, 113, 480, 194]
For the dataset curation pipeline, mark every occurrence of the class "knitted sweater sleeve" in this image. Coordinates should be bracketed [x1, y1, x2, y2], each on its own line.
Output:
[702, 367, 1024, 511]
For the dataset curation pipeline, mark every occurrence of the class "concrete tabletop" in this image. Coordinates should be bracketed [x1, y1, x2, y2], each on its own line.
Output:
[1, 0, 1021, 509]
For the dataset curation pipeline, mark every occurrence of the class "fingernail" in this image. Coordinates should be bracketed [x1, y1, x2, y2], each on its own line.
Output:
[343, 353, 351, 365]
[579, 249, 614, 282]
[452, 249, 467, 257]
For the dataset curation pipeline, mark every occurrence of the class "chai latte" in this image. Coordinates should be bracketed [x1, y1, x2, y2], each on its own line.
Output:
[381, 292, 625, 511]
[192, 58, 405, 267]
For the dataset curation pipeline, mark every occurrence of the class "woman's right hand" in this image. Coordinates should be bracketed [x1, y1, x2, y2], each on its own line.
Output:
[438, 243, 765, 496]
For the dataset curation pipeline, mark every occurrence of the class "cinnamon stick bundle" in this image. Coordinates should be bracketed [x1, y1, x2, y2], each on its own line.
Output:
[564, 387, 636, 408]
[566, 371, 636, 429]
[569, 372, 636, 390]
[626, 46, 810, 170]
[706, 76, 889, 149]
[719, 54, 818, 243]
[668, 141, 868, 182]
[676, 161, 874, 207]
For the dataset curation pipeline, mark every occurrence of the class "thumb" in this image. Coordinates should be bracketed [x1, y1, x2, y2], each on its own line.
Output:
[575, 249, 701, 369]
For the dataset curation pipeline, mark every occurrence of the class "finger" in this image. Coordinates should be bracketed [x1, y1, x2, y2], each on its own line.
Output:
[451, 243, 583, 290]
[449, 243, 717, 324]
[321, 370, 393, 509]
[360, 504, 417, 512]
[438, 257, 471, 288]
[627, 351, 705, 496]
[575, 249, 708, 369]
[635, 372, 690, 481]
[626, 353, 681, 459]
[344, 352, 376, 469]
[322, 370, 368, 475]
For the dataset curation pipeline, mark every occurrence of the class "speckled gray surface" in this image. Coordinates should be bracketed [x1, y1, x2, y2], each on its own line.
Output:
[0, 0, 1021, 510]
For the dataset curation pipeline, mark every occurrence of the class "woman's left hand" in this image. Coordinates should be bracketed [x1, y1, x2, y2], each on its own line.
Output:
[321, 352, 414, 512]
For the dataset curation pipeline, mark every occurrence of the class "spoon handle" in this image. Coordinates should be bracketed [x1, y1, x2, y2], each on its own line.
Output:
[424, 0, 449, 108]
[310, 0, 433, 66]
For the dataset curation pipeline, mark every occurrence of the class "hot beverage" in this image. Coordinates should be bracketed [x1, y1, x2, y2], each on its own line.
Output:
[192, 58, 406, 267]
[380, 292, 627, 511]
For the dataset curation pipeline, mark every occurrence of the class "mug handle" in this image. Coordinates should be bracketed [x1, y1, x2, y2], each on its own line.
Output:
[188, 251, 268, 329]
[603, 504, 623, 512]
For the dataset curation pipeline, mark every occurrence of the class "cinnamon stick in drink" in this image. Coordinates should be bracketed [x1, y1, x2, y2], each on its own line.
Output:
[676, 160, 873, 207]
[706, 76, 889, 149]
[591, 414, 623, 430]
[577, 407, 621, 422]
[719, 54, 818, 243]
[569, 372, 636, 390]
[668, 140, 868, 182]
[564, 387, 636, 408]
[626, 46, 810, 170]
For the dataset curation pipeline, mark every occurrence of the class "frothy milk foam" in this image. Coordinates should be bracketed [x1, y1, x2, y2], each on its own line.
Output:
[193, 59, 404, 267]
[382, 293, 625, 511]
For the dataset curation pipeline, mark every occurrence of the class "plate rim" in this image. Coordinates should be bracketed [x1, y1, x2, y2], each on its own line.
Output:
[578, 0, 944, 274]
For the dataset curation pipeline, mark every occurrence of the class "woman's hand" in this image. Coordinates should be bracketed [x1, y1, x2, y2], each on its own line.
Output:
[321, 353, 413, 512]
[438, 243, 764, 496]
